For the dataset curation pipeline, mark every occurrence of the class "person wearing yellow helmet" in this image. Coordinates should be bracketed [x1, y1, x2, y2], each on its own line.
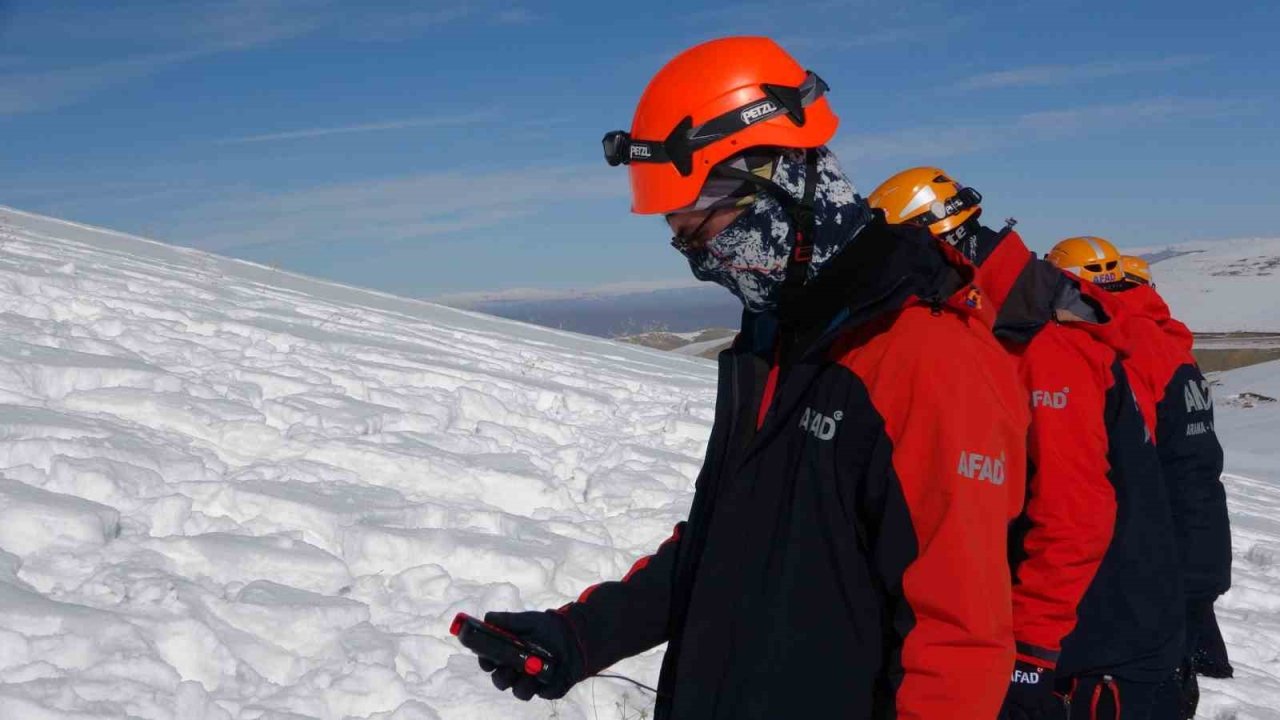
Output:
[1049, 239, 1233, 720]
[473, 39, 1031, 719]
[1046, 236, 1127, 289]
[871, 170, 1185, 720]
[866, 166, 989, 262]
[1121, 255, 1153, 286]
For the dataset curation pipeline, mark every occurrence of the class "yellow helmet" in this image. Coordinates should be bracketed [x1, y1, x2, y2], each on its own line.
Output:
[1046, 236, 1124, 286]
[867, 167, 982, 238]
[1121, 255, 1152, 286]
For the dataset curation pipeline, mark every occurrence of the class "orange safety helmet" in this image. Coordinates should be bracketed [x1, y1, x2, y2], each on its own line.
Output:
[602, 37, 838, 215]
[1121, 255, 1153, 286]
[1046, 236, 1124, 285]
[866, 167, 982, 237]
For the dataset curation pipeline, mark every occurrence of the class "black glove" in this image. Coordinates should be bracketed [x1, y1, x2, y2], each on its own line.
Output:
[999, 660, 1066, 720]
[1188, 600, 1234, 679]
[1179, 661, 1200, 720]
[479, 610, 585, 701]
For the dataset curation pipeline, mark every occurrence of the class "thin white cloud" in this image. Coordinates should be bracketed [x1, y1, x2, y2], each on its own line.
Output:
[955, 55, 1209, 91]
[836, 96, 1229, 162]
[0, 0, 321, 116]
[161, 163, 629, 255]
[775, 27, 924, 51]
[0, 51, 200, 115]
[0, 1, 482, 116]
[494, 8, 536, 24]
[217, 110, 500, 144]
[686, 0, 864, 26]
[4, 1, 327, 57]
[343, 5, 473, 42]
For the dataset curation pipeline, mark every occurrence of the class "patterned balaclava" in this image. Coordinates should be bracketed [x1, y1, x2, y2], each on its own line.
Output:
[683, 146, 872, 312]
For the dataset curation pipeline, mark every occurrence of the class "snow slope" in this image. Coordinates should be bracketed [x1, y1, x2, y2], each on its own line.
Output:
[0, 206, 715, 719]
[1138, 237, 1280, 333]
[0, 204, 1276, 718]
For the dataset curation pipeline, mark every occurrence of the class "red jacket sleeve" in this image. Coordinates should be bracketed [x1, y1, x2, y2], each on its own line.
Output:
[1011, 329, 1117, 665]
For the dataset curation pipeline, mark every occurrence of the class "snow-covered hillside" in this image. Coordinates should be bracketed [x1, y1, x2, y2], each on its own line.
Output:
[0, 206, 715, 719]
[1140, 237, 1280, 333]
[0, 204, 1276, 719]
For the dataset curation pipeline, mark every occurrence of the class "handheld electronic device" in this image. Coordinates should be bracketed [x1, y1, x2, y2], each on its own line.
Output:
[450, 613, 555, 682]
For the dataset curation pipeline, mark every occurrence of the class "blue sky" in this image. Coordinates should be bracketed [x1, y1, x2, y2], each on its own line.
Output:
[2, 0, 1277, 300]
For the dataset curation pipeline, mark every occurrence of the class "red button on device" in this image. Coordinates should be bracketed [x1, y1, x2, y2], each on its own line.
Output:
[523, 656, 544, 675]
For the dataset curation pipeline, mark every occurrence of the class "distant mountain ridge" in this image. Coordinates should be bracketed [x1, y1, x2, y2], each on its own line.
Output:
[453, 284, 744, 338]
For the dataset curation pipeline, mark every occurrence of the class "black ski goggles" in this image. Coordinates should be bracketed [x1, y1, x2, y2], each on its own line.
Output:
[905, 186, 983, 227]
[602, 71, 829, 178]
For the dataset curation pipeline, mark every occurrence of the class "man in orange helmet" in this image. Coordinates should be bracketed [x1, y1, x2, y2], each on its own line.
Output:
[1048, 239, 1233, 720]
[471, 38, 1030, 719]
[869, 171, 1184, 720]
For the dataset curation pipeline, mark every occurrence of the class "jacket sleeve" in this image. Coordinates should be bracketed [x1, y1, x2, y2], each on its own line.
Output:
[557, 343, 741, 675]
[855, 316, 1027, 720]
[1157, 363, 1231, 604]
[557, 521, 685, 675]
[1010, 342, 1116, 667]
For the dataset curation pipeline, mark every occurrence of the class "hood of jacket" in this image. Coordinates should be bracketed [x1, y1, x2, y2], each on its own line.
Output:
[977, 227, 1133, 356]
[1109, 284, 1195, 354]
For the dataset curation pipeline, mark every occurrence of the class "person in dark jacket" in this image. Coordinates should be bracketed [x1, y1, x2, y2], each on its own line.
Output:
[1048, 242, 1233, 719]
[471, 37, 1031, 719]
[869, 170, 1185, 720]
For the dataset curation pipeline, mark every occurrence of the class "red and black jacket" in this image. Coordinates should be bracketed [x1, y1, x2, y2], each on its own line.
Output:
[1108, 284, 1231, 644]
[976, 228, 1184, 682]
[558, 219, 1029, 719]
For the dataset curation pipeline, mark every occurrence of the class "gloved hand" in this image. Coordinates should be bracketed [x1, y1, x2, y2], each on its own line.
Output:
[1178, 661, 1200, 720]
[479, 610, 585, 701]
[1188, 600, 1234, 679]
[999, 659, 1066, 720]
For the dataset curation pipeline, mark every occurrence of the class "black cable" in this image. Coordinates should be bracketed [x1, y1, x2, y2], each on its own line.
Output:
[595, 672, 663, 696]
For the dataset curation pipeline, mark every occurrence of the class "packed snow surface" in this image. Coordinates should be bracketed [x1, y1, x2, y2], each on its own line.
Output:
[0, 204, 1276, 718]
[0, 207, 715, 719]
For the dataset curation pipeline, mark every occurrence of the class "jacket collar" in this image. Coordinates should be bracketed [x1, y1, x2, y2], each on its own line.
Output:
[736, 215, 985, 359]
[979, 226, 1132, 352]
[974, 226, 1035, 312]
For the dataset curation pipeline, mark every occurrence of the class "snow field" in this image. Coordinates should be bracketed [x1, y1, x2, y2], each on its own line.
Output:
[0, 207, 716, 719]
[1195, 362, 1280, 719]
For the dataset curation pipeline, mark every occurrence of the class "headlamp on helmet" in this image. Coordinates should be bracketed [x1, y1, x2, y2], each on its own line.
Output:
[867, 167, 983, 238]
[601, 71, 829, 178]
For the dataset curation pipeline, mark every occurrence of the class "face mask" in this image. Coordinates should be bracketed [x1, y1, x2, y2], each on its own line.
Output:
[679, 147, 872, 313]
[683, 192, 792, 312]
